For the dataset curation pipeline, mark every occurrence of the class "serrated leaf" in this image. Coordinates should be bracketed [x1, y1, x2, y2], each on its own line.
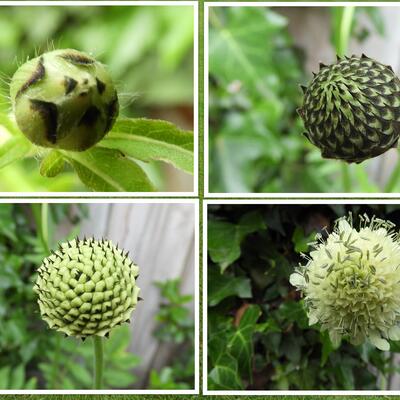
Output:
[63, 147, 155, 192]
[40, 150, 65, 178]
[100, 118, 194, 173]
[0, 136, 32, 170]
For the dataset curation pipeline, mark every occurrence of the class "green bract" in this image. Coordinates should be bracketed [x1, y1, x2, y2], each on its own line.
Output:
[290, 215, 400, 351]
[34, 238, 140, 338]
[298, 55, 400, 163]
[10, 49, 119, 151]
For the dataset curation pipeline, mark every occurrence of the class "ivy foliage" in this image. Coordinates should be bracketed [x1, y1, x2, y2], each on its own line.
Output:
[208, 204, 400, 390]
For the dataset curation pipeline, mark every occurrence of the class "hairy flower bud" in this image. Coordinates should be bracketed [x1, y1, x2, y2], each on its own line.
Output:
[10, 49, 119, 151]
[298, 55, 400, 163]
[290, 214, 400, 350]
[34, 238, 140, 338]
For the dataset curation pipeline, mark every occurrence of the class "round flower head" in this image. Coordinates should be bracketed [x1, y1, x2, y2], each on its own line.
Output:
[10, 49, 119, 151]
[34, 238, 140, 339]
[298, 55, 400, 163]
[290, 214, 400, 351]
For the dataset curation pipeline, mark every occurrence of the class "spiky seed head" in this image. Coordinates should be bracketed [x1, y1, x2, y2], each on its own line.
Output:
[290, 214, 400, 351]
[34, 238, 140, 338]
[10, 49, 119, 151]
[298, 55, 400, 163]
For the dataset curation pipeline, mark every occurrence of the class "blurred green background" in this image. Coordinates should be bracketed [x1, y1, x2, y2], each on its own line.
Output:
[0, 5, 194, 192]
[208, 6, 400, 193]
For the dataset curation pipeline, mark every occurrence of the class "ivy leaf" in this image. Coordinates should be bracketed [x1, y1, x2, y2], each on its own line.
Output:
[228, 305, 261, 379]
[100, 118, 194, 174]
[208, 210, 266, 272]
[40, 151, 65, 178]
[208, 353, 243, 390]
[208, 266, 251, 306]
[0, 136, 32, 170]
[63, 147, 155, 192]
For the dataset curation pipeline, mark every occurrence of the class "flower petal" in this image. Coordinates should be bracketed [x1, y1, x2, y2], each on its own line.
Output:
[289, 272, 306, 288]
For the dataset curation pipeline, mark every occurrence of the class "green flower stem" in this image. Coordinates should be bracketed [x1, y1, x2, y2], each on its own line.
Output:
[341, 163, 351, 192]
[41, 203, 50, 254]
[93, 336, 104, 389]
[337, 6, 355, 57]
[336, 6, 355, 190]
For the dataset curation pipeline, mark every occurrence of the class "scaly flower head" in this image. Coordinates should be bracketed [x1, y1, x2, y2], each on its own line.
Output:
[290, 214, 400, 350]
[34, 237, 140, 339]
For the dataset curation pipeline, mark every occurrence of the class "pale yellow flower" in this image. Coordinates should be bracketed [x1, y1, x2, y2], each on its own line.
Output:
[290, 214, 400, 351]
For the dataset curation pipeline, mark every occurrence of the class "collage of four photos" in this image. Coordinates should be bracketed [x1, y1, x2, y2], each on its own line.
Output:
[2, 0, 400, 398]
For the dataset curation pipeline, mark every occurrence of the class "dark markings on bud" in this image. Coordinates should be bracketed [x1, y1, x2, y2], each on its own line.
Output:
[96, 78, 106, 94]
[64, 76, 78, 95]
[30, 99, 58, 144]
[16, 57, 45, 99]
[79, 106, 101, 127]
[104, 95, 118, 133]
[59, 52, 95, 65]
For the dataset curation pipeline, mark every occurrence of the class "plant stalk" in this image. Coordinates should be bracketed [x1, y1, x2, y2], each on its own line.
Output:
[93, 336, 104, 389]
[41, 203, 50, 254]
[336, 6, 355, 190]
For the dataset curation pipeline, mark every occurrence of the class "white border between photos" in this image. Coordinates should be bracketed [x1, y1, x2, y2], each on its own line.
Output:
[0, 198, 199, 395]
[204, 2, 400, 198]
[0, 0, 198, 198]
[203, 199, 400, 396]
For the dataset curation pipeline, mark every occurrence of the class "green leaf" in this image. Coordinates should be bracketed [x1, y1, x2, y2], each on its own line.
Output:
[9, 364, 24, 389]
[228, 305, 260, 379]
[24, 377, 37, 390]
[66, 362, 92, 387]
[320, 330, 335, 367]
[292, 226, 315, 253]
[0, 366, 10, 389]
[100, 118, 194, 174]
[208, 266, 251, 306]
[104, 369, 136, 388]
[0, 136, 32, 170]
[209, 353, 243, 390]
[208, 211, 266, 272]
[40, 150, 65, 178]
[278, 301, 309, 329]
[63, 147, 155, 192]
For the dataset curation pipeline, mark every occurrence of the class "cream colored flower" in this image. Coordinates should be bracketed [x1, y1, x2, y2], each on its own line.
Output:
[290, 214, 400, 351]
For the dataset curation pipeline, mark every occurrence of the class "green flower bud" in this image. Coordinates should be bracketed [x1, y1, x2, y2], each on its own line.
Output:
[10, 49, 119, 151]
[290, 214, 400, 351]
[34, 238, 140, 338]
[298, 55, 400, 163]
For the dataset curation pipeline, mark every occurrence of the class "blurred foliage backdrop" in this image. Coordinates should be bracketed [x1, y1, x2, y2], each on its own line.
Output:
[0, 204, 194, 390]
[208, 204, 400, 390]
[0, 6, 194, 191]
[208, 6, 400, 193]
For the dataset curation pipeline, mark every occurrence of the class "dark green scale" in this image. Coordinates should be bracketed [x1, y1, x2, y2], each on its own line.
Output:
[298, 54, 400, 163]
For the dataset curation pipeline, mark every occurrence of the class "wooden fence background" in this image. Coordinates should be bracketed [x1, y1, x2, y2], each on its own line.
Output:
[75, 202, 195, 386]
